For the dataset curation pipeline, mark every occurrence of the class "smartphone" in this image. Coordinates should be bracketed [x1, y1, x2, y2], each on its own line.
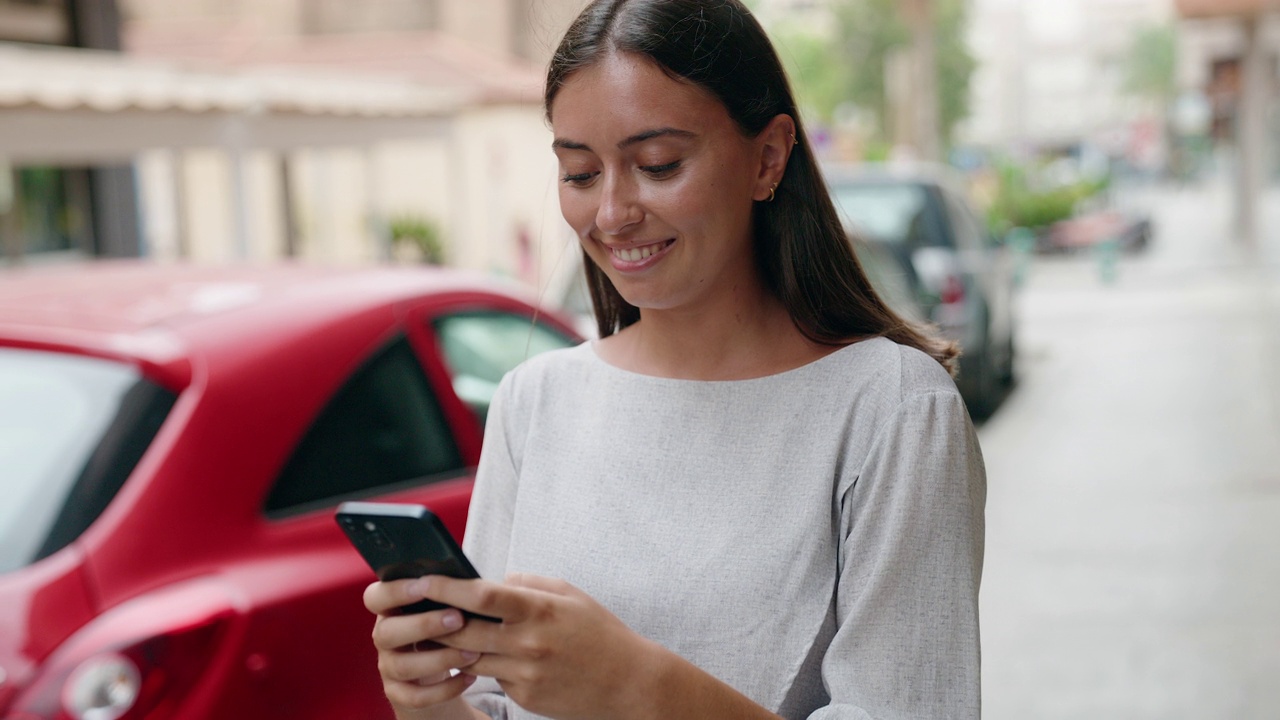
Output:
[335, 501, 497, 621]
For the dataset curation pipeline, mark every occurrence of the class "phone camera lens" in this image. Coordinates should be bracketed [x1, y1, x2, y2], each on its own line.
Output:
[371, 527, 395, 551]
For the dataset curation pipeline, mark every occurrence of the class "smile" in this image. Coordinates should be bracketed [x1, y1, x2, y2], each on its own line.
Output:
[611, 240, 673, 262]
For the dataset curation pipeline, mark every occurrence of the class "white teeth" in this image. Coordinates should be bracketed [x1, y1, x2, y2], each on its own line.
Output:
[614, 242, 667, 262]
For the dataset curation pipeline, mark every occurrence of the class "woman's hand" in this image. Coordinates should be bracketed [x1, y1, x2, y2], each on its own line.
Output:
[408, 573, 667, 720]
[363, 580, 486, 720]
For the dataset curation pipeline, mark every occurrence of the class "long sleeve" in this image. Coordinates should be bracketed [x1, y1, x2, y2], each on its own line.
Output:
[460, 375, 521, 719]
[810, 390, 986, 720]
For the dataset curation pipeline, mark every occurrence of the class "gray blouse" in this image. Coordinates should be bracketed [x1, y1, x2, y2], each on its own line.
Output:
[462, 337, 985, 719]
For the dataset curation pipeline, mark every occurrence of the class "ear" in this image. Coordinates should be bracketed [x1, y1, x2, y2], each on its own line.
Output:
[752, 114, 798, 202]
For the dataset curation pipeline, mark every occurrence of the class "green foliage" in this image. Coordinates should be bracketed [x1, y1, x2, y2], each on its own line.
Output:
[1125, 24, 1178, 102]
[986, 163, 1108, 234]
[831, 0, 907, 133]
[935, 0, 976, 144]
[826, 0, 976, 147]
[388, 214, 444, 264]
[862, 139, 894, 162]
[773, 29, 852, 124]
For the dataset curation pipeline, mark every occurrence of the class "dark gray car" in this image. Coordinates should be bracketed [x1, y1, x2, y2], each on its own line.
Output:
[828, 163, 1017, 420]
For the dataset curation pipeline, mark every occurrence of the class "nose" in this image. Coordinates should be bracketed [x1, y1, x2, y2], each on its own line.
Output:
[594, 172, 643, 235]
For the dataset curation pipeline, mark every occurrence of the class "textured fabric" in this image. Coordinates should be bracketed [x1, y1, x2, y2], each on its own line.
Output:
[462, 337, 985, 719]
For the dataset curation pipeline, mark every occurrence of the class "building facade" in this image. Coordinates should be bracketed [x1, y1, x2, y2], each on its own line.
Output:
[2, 0, 590, 296]
[0, 0, 142, 262]
[122, 0, 588, 288]
[960, 0, 1174, 159]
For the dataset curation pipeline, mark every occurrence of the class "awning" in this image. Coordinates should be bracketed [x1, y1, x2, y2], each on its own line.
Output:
[1175, 0, 1275, 19]
[0, 42, 471, 164]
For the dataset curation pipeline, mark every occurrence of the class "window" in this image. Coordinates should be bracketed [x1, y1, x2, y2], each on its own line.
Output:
[434, 312, 577, 426]
[943, 189, 1002, 251]
[0, 348, 175, 573]
[265, 336, 463, 515]
[0, 0, 70, 44]
[830, 182, 947, 248]
[1, 167, 94, 259]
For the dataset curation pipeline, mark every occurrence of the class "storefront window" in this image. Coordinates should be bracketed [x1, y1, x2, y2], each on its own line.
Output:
[1, 166, 93, 258]
[0, 0, 69, 45]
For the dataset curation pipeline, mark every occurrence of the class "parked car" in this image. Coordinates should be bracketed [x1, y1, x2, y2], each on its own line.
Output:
[1039, 209, 1153, 254]
[850, 238, 927, 325]
[827, 163, 1017, 419]
[0, 261, 580, 720]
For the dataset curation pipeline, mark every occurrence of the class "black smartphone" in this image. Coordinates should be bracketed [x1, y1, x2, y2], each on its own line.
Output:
[335, 501, 497, 621]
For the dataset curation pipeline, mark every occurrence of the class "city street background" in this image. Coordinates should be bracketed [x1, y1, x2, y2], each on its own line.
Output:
[2, 0, 1279, 717]
[979, 182, 1280, 718]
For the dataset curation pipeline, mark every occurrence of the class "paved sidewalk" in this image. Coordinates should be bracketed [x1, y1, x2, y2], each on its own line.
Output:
[976, 183, 1280, 719]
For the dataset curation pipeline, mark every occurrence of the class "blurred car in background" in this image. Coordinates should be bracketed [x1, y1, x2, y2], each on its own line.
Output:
[851, 238, 927, 325]
[0, 262, 579, 720]
[827, 163, 1017, 419]
[1039, 208, 1153, 254]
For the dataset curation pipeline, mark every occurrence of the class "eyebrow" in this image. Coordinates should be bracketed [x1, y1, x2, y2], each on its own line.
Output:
[552, 127, 697, 152]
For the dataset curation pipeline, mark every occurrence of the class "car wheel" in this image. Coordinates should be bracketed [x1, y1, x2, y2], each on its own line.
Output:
[998, 328, 1016, 387]
[959, 311, 1003, 422]
[963, 346, 1000, 421]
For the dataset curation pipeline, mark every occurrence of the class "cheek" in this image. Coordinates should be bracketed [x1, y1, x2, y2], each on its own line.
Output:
[658, 173, 748, 235]
[558, 187, 596, 237]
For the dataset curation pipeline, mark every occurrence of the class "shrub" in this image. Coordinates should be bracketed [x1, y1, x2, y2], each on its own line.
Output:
[388, 215, 444, 265]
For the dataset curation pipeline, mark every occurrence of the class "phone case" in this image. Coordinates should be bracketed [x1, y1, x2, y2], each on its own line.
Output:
[335, 501, 495, 619]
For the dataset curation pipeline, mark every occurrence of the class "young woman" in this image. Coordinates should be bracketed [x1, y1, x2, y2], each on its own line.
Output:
[362, 0, 986, 718]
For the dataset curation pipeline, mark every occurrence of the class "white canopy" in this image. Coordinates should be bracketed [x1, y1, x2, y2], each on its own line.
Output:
[0, 42, 469, 164]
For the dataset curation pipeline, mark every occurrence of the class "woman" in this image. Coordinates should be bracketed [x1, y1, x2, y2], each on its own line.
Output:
[363, 0, 985, 718]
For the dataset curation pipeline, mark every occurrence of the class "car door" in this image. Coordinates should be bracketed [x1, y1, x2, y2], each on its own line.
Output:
[217, 298, 576, 720]
[943, 189, 1015, 354]
[224, 330, 478, 720]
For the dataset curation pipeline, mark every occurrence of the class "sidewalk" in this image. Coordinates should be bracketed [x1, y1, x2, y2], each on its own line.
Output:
[976, 183, 1280, 719]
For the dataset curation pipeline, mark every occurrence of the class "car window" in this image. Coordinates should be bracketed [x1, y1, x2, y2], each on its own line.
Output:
[944, 192, 988, 250]
[0, 348, 175, 574]
[831, 182, 946, 248]
[265, 336, 464, 516]
[434, 311, 577, 426]
[853, 240, 924, 323]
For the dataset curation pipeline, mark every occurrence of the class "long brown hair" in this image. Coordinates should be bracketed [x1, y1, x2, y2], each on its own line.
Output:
[545, 0, 959, 374]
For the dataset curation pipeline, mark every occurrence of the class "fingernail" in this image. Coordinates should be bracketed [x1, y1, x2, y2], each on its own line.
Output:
[441, 611, 463, 629]
[460, 651, 480, 663]
[407, 577, 431, 597]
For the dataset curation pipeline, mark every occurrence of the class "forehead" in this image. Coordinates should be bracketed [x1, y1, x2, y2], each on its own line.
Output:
[549, 52, 737, 140]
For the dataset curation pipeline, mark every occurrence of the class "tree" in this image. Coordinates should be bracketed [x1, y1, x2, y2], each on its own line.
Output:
[773, 29, 854, 125]
[933, 0, 975, 147]
[1124, 24, 1179, 176]
[826, 0, 975, 149]
[1125, 24, 1178, 105]
[830, 0, 906, 136]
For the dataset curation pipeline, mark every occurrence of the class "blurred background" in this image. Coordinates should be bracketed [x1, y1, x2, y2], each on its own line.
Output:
[0, 0, 1276, 717]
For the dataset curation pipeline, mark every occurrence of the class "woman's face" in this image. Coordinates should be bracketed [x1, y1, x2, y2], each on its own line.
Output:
[549, 52, 769, 315]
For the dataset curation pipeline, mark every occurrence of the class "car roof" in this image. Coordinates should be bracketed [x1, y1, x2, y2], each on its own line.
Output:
[823, 161, 968, 193]
[0, 261, 538, 384]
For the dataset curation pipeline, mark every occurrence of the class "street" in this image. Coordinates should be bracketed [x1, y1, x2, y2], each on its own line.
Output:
[978, 183, 1280, 718]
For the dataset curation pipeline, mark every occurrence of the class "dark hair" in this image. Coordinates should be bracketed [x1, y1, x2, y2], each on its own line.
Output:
[545, 0, 959, 374]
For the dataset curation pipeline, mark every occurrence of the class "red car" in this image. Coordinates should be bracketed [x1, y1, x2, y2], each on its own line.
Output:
[0, 262, 580, 720]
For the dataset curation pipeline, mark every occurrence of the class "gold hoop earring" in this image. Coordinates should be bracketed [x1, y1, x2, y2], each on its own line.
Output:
[768, 183, 778, 202]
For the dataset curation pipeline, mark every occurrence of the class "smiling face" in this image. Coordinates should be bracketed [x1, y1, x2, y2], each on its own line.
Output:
[549, 52, 774, 317]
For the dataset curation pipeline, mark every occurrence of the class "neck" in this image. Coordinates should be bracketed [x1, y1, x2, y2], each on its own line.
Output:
[597, 282, 829, 381]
